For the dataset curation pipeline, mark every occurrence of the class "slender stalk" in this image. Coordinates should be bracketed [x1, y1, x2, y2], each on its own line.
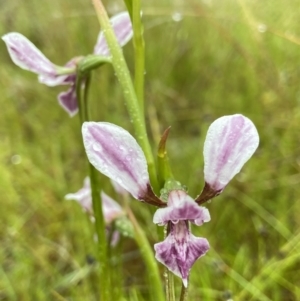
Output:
[91, 0, 159, 193]
[166, 270, 175, 301]
[179, 283, 189, 301]
[126, 207, 165, 301]
[89, 164, 110, 301]
[75, 75, 85, 124]
[76, 74, 110, 301]
[83, 73, 92, 121]
[165, 223, 175, 301]
[132, 0, 145, 113]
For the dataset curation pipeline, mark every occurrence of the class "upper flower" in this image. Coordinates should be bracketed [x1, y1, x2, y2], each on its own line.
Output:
[82, 114, 259, 205]
[2, 11, 133, 117]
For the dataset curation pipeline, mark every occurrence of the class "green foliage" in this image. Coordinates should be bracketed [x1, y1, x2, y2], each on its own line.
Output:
[1, 0, 300, 300]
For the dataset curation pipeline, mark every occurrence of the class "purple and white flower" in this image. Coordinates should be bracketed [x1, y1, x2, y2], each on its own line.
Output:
[65, 177, 124, 224]
[2, 12, 133, 117]
[81, 114, 259, 286]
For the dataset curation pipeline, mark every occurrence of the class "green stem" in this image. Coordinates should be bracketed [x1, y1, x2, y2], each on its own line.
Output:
[76, 73, 110, 301]
[126, 207, 165, 301]
[91, 0, 158, 193]
[132, 0, 145, 113]
[83, 73, 92, 121]
[89, 164, 110, 301]
[165, 224, 175, 301]
[166, 269, 175, 301]
[179, 283, 188, 301]
[75, 75, 85, 124]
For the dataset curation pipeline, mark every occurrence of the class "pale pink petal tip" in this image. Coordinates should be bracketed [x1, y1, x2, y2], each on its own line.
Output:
[82, 122, 150, 200]
[203, 114, 259, 191]
[2, 32, 57, 76]
[94, 11, 133, 55]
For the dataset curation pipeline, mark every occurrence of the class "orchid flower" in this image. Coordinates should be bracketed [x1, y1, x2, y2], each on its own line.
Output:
[65, 177, 124, 224]
[2, 12, 133, 117]
[81, 114, 259, 286]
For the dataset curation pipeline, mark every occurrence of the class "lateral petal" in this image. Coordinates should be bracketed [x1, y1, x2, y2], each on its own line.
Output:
[203, 114, 259, 191]
[2, 32, 57, 76]
[82, 122, 150, 200]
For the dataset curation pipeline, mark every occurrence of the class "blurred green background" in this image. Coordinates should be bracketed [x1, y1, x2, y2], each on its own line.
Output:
[1, 0, 300, 300]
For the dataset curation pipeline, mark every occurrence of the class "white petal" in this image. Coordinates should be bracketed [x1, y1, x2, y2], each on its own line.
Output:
[203, 114, 259, 191]
[2, 32, 57, 76]
[82, 122, 150, 200]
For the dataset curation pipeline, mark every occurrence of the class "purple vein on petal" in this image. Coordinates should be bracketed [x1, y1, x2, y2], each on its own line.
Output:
[82, 122, 150, 199]
[154, 221, 210, 287]
[203, 114, 259, 191]
[2, 32, 57, 76]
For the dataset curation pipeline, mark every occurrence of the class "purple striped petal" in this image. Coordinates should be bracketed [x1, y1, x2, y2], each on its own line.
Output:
[82, 122, 150, 200]
[2, 32, 57, 77]
[203, 114, 259, 191]
[93, 12, 133, 56]
[154, 221, 210, 287]
[57, 84, 78, 117]
[153, 190, 210, 225]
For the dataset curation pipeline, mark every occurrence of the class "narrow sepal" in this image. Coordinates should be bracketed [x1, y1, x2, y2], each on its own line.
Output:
[157, 127, 174, 187]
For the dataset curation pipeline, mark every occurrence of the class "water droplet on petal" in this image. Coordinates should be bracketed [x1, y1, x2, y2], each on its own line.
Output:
[93, 143, 103, 152]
